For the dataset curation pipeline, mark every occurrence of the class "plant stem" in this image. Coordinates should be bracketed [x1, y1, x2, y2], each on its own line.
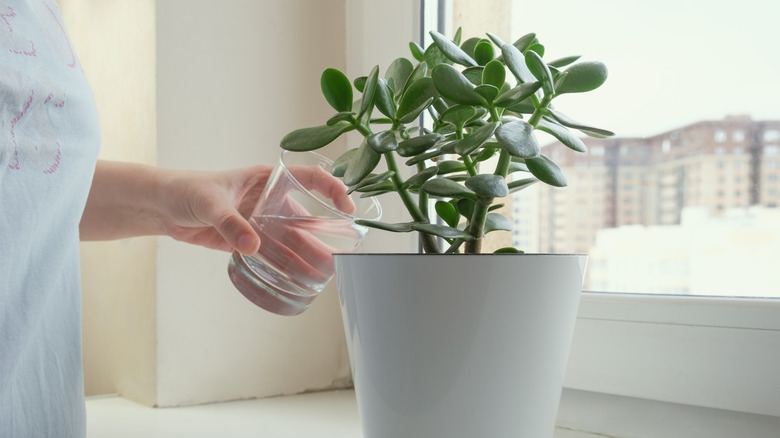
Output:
[464, 198, 490, 253]
[384, 152, 440, 253]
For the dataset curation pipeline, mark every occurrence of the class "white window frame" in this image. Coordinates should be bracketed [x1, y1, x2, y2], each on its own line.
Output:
[353, 0, 780, 419]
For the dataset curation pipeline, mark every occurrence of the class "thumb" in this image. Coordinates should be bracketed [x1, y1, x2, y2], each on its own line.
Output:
[213, 210, 260, 256]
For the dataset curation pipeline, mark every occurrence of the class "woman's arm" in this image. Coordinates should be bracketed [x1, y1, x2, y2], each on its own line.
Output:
[80, 160, 273, 255]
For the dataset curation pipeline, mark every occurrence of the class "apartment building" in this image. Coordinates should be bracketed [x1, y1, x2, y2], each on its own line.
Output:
[528, 116, 780, 254]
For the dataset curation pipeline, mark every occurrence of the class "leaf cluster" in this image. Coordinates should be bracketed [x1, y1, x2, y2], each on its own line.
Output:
[281, 29, 614, 254]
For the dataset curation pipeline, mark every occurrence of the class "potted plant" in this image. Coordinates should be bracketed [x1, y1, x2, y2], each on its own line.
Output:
[281, 29, 612, 438]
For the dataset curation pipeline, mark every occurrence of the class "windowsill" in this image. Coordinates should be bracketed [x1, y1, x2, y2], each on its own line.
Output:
[86, 389, 780, 438]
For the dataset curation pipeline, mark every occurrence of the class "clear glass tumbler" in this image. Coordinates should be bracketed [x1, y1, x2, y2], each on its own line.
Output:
[228, 150, 382, 316]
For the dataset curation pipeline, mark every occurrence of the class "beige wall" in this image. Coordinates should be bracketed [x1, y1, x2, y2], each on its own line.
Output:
[60, 0, 158, 404]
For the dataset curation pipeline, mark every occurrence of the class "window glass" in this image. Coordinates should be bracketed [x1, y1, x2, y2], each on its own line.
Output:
[497, 0, 780, 298]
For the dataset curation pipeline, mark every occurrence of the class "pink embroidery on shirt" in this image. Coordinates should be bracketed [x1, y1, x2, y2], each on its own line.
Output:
[7, 87, 66, 174]
[0, 4, 37, 56]
[8, 89, 35, 170]
[42, 143, 61, 174]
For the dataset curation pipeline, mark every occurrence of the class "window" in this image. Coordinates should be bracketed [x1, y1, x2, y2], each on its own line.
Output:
[733, 130, 745, 142]
[766, 145, 780, 155]
[715, 130, 727, 142]
[715, 146, 726, 154]
[765, 130, 780, 141]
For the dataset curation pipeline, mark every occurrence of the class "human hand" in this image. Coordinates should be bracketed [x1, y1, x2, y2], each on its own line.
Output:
[159, 164, 354, 257]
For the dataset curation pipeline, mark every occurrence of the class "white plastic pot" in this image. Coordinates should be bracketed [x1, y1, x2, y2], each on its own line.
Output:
[334, 253, 587, 438]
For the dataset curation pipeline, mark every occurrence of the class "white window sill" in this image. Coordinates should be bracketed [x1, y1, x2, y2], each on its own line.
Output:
[86, 389, 780, 438]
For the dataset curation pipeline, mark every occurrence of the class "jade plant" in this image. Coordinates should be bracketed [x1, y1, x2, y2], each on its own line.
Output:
[281, 29, 613, 254]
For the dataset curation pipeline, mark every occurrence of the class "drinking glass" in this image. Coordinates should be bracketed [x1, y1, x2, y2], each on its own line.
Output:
[228, 150, 382, 316]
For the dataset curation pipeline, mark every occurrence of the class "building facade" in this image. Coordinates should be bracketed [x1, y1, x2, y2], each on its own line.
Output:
[529, 116, 780, 255]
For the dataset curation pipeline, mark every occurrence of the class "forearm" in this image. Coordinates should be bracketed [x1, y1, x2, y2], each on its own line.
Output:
[79, 160, 166, 241]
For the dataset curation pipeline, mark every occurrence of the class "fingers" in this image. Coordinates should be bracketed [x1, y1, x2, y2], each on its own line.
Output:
[288, 165, 356, 215]
[211, 209, 261, 256]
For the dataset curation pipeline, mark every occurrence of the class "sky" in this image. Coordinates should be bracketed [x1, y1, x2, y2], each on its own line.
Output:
[510, 0, 780, 138]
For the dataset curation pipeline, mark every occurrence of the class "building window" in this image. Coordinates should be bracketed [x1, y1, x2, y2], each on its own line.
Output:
[591, 146, 605, 156]
[662, 140, 671, 153]
[734, 147, 744, 154]
[733, 130, 745, 142]
[715, 146, 726, 154]
[765, 130, 780, 142]
[766, 145, 780, 155]
[715, 130, 727, 142]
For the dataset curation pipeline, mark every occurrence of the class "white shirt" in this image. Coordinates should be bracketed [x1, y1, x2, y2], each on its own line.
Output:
[0, 1, 100, 436]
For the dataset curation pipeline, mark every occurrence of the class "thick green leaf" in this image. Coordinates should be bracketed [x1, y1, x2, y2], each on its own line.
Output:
[494, 247, 522, 254]
[486, 32, 505, 47]
[404, 166, 439, 188]
[347, 171, 395, 194]
[405, 148, 447, 166]
[397, 77, 437, 122]
[436, 160, 467, 175]
[385, 58, 414, 100]
[374, 79, 397, 119]
[462, 66, 484, 85]
[549, 55, 581, 68]
[321, 68, 353, 112]
[465, 174, 508, 198]
[453, 27, 463, 45]
[353, 179, 396, 193]
[507, 161, 530, 173]
[430, 30, 477, 67]
[406, 62, 429, 92]
[501, 43, 535, 84]
[358, 66, 380, 118]
[460, 37, 481, 58]
[545, 110, 615, 138]
[431, 64, 487, 106]
[495, 120, 541, 158]
[409, 42, 424, 62]
[513, 33, 538, 52]
[454, 121, 499, 156]
[556, 61, 608, 95]
[280, 123, 354, 152]
[410, 223, 474, 240]
[421, 178, 476, 199]
[505, 97, 536, 114]
[482, 60, 506, 89]
[403, 166, 439, 188]
[525, 50, 554, 97]
[326, 111, 355, 126]
[367, 130, 399, 153]
[537, 119, 587, 152]
[474, 39, 495, 66]
[507, 177, 538, 194]
[474, 84, 499, 104]
[356, 220, 414, 233]
[484, 213, 513, 234]
[344, 141, 381, 186]
[435, 201, 460, 228]
[493, 81, 541, 108]
[457, 198, 475, 219]
[440, 105, 477, 128]
[332, 148, 358, 177]
[354, 76, 366, 93]
[526, 154, 567, 187]
[423, 43, 451, 68]
[397, 133, 443, 157]
[527, 43, 545, 57]
[474, 147, 497, 163]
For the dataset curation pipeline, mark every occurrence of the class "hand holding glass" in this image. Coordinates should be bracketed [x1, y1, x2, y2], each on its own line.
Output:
[228, 151, 381, 316]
